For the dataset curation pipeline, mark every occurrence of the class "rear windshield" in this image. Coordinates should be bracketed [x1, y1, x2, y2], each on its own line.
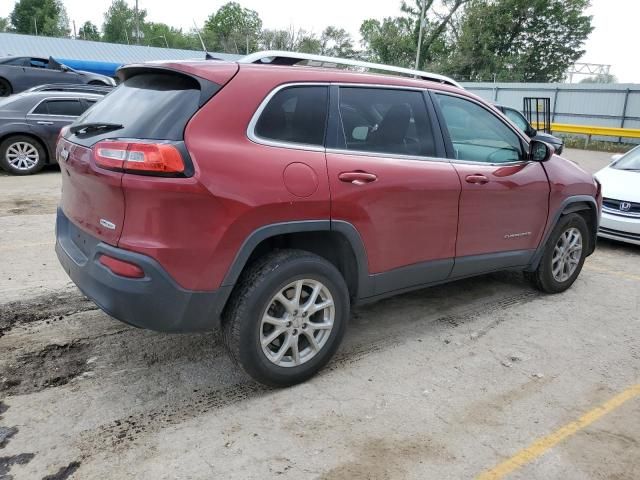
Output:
[71, 72, 204, 142]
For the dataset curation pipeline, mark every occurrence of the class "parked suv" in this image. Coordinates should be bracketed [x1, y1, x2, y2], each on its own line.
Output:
[55, 52, 601, 387]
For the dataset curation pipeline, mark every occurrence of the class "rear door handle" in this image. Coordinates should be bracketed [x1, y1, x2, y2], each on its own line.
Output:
[37, 121, 54, 125]
[338, 171, 377, 185]
[465, 174, 489, 184]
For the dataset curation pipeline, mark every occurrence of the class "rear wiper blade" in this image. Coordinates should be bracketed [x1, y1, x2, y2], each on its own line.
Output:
[618, 168, 640, 171]
[69, 122, 124, 134]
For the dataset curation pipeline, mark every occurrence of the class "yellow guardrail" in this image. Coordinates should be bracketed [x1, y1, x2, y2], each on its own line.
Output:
[533, 122, 640, 139]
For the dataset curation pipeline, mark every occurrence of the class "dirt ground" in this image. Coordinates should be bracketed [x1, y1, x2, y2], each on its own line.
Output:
[0, 149, 638, 480]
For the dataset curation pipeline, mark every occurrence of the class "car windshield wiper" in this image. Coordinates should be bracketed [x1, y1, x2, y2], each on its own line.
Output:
[69, 122, 124, 135]
[617, 167, 640, 171]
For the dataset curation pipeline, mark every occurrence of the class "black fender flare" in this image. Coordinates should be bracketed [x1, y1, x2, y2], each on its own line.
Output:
[528, 195, 599, 270]
[215, 220, 372, 311]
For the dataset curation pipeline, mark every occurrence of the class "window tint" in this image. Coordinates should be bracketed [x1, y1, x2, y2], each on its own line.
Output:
[436, 94, 523, 163]
[338, 87, 435, 157]
[1, 57, 27, 66]
[503, 108, 530, 133]
[72, 72, 207, 143]
[33, 99, 86, 116]
[255, 86, 328, 146]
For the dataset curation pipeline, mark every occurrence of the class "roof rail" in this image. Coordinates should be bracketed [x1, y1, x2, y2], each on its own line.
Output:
[238, 50, 462, 89]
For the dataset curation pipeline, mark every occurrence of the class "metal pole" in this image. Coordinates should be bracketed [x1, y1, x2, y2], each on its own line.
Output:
[135, 0, 140, 44]
[34, 18, 38, 35]
[619, 88, 630, 144]
[414, 0, 427, 71]
[163, 35, 169, 48]
[72, 20, 77, 39]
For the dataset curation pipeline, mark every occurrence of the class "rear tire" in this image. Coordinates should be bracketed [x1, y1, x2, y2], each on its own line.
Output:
[527, 213, 589, 293]
[0, 78, 11, 97]
[222, 250, 350, 387]
[0, 135, 46, 175]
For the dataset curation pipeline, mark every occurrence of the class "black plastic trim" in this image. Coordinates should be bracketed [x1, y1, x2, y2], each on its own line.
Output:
[450, 249, 534, 278]
[220, 221, 332, 288]
[56, 208, 224, 332]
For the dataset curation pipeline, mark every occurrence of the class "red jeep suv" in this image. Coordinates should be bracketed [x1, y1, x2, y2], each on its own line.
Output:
[55, 52, 601, 386]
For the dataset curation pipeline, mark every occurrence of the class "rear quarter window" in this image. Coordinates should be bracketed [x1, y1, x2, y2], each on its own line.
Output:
[254, 86, 329, 146]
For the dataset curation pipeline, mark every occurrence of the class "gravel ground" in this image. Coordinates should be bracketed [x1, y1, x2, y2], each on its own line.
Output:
[0, 149, 638, 480]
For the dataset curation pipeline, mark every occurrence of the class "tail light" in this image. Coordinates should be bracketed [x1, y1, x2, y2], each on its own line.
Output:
[93, 140, 185, 175]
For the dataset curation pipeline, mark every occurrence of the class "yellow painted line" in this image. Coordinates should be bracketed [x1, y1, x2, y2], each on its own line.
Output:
[477, 383, 640, 480]
[585, 264, 640, 282]
[0, 242, 53, 252]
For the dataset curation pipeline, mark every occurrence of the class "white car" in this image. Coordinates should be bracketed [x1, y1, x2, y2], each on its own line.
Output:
[595, 147, 640, 245]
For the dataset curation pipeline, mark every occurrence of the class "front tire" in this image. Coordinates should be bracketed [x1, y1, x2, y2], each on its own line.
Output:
[528, 213, 589, 293]
[0, 78, 11, 97]
[0, 136, 46, 175]
[222, 250, 350, 387]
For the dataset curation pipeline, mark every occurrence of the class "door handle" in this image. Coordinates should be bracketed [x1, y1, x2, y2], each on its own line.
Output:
[465, 174, 489, 184]
[338, 171, 377, 185]
[37, 121, 54, 125]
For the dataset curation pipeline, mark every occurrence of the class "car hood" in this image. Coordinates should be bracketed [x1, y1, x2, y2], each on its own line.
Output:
[533, 131, 563, 146]
[595, 165, 640, 202]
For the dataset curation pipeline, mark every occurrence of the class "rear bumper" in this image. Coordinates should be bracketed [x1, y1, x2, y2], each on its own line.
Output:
[55, 208, 230, 332]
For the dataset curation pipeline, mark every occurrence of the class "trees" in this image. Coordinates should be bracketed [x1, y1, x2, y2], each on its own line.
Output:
[320, 26, 355, 57]
[360, 0, 469, 68]
[0, 18, 9, 33]
[102, 0, 146, 44]
[446, 0, 593, 82]
[204, 2, 262, 54]
[78, 21, 100, 41]
[10, 0, 70, 36]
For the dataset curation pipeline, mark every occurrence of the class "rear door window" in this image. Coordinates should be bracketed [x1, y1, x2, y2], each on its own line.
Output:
[32, 99, 86, 116]
[338, 87, 436, 157]
[254, 86, 328, 146]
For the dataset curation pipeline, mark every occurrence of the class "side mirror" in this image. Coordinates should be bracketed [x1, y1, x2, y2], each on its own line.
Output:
[60, 65, 69, 72]
[527, 127, 537, 137]
[610, 154, 623, 163]
[530, 140, 554, 162]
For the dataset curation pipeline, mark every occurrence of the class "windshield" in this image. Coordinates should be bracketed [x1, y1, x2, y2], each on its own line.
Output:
[613, 146, 640, 170]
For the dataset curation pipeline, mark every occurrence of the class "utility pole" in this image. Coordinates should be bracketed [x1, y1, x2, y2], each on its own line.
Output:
[135, 0, 140, 44]
[34, 17, 38, 35]
[414, 0, 427, 71]
[72, 20, 77, 39]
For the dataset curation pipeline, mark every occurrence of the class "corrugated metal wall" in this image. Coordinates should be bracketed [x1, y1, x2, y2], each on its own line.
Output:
[463, 82, 640, 143]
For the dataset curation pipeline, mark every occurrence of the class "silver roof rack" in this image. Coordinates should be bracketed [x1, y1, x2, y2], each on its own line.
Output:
[238, 50, 462, 89]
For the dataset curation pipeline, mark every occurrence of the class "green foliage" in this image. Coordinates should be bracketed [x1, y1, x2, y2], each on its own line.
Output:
[203, 2, 262, 53]
[446, 0, 594, 82]
[102, 0, 146, 44]
[0, 17, 9, 33]
[360, 17, 416, 67]
[10, 0, 70, 36]
[78, 21, 100, 41]
[142, 22, 201, 49]
[320, 26, 355, 57]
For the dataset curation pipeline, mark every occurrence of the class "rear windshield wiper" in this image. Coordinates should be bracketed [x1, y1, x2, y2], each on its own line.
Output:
[69, 122, 124, 135]
[617, 167, 640, 171]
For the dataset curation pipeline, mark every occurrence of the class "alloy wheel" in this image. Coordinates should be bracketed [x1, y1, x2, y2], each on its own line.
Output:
[260, 279, 335, 368]
[551, 227, 583, 282]
[6, 142, 40, 171]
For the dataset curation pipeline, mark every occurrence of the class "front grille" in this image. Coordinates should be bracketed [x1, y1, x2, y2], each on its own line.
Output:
[602, 198, 640, 218]
[599, 226, 640, 241]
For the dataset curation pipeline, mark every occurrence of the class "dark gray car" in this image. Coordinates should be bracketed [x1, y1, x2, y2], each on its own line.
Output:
[495, 104, 564, 154]
[0, 56, 115, 97]
[0, 91, 102, 175]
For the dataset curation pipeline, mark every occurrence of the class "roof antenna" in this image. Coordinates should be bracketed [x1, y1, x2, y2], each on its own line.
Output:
[192, 19, 214, 60]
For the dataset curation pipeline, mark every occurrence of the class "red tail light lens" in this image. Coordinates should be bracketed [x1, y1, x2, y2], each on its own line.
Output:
[99, 254, 145, 278]
[93, 140, 185, 175]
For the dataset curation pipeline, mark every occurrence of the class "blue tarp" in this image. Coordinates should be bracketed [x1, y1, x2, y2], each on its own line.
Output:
[56, 58, 122, 77]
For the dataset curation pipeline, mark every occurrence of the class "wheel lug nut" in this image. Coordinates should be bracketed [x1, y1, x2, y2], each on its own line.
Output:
[286, 321, 292, 327]
[302, 324, 307, 329]
[302, 312, 307, 317]
[293, 310, 298, 315]
[292, 329, 298, 335]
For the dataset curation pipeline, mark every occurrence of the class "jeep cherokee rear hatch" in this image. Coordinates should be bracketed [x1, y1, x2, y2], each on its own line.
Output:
[57, 63, 237, 246]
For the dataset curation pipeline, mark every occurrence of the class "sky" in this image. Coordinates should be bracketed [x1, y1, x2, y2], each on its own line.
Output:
[1, 0, 638, 82]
